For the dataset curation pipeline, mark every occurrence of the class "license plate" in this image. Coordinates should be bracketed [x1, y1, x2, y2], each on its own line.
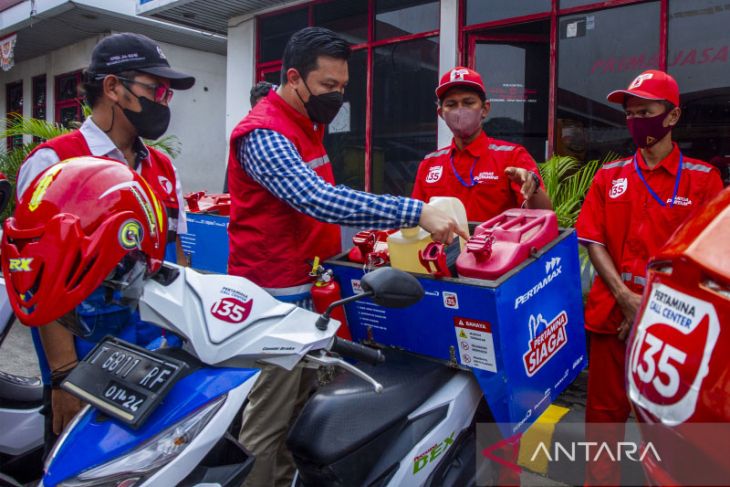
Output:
[62, 337, 188, 428]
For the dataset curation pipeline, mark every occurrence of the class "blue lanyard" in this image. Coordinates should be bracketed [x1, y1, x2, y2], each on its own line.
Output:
[449, 152, 479, 188]
[633, 152, 683, 208]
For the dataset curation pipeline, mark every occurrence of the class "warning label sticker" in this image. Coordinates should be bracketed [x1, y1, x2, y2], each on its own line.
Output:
[453, 317, 497, 372]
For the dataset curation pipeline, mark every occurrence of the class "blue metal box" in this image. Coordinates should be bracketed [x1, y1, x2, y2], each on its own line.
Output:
[178, 212, 229, 273]
[327, 229, 587, 436]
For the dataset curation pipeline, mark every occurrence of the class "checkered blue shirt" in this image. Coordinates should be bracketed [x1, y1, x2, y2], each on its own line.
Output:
[239, 129, 423, 228]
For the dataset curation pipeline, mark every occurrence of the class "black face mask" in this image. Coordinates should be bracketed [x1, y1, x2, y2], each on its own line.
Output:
[296, 79, 344, 125]
[121, 93, 171, 140]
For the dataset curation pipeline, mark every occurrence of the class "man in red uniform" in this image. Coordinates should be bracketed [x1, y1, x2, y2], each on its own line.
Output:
[576, 69, 723, 485]
[412, 67, 552, 220]
[16, 32, 194, 445]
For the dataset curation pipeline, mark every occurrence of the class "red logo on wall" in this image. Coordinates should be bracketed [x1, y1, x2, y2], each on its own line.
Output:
[523, 311, 568, 377]
[210, 297, 253, 324]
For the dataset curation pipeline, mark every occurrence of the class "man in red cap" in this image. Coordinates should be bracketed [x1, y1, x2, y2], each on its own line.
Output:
[576, 69, 723, 485]
[412, 66, 552, 220]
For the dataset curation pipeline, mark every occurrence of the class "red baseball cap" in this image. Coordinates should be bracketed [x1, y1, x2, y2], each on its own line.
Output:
[607, 69, 680, 107]
[436, 67, 486, 99]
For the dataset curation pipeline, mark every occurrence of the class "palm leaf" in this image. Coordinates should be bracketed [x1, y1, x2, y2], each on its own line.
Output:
[0, 115, 71, 141]
[0, 143, 38, 220]
[537, 152, 615, 296]
[145, 134, 181, 159]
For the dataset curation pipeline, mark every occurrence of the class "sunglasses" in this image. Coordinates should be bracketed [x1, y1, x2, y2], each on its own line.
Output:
[116, 76, 174, 104]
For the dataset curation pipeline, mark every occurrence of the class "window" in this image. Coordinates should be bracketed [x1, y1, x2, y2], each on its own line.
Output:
[559, 0, 602, 9]
[556, 2, 660, 161]
[324, 50, 367, 191]
[375, 0, 439, 40]
[32, 75, 46, 143]
[258, 8, 308, 64]
[55, 70, 84, 128]
[474, 35, 550, 162]
[256, 0, 440, 194]
[372, 37, 439, 195]
[32, 75, 46, 120]
[6, 81, 23, 150]
[668, 0, 730, 184]
[465, 0, 551, 26]
[314, 0, 368, 45]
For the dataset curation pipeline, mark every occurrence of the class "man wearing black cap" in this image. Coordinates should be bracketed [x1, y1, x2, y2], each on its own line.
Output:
[16, 32, 195, 444]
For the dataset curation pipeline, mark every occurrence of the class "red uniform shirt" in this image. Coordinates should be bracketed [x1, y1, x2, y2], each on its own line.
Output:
[411, 131, 542, 222]
[576, 144, 723, 333]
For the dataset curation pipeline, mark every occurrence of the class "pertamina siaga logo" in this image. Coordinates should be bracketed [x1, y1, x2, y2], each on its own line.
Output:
[628, 283, 720, 425]
[523, 310, 569, 377]
[210, 297, 253, 324]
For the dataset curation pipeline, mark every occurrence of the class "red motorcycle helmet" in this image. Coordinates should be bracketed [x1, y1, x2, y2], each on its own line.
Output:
[627, 187, 730, 485]
[1, 157, 167, 326]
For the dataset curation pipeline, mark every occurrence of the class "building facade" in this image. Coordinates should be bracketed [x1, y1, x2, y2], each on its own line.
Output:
[141, 0, 730, 194]
[0, 0, 228, 193]
[3, 0, 728, 195]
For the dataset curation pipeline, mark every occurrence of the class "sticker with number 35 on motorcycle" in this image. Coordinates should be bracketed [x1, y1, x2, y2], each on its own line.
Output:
[628, 282, 720, 426]
[210, 296, 253, 324]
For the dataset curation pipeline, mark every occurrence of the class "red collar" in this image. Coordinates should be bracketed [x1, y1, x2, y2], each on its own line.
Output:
[635, 143, 681, 176]
[266, 90, 324, 139]
[450, 131, 488, 158]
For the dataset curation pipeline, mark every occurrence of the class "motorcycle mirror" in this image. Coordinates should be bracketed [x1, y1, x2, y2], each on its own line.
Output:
[359, 267, 424, 308]
[314, 267, 424, 331]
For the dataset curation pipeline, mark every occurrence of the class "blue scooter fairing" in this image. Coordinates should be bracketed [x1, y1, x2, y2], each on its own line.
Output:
[44, 366, 258, 486]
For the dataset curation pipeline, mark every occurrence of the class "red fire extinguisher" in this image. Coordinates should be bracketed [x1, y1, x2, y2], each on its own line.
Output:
[310, 258, 353, 340]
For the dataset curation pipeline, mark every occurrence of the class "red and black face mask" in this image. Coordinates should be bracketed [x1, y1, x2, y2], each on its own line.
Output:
[627, 112, 673, 149]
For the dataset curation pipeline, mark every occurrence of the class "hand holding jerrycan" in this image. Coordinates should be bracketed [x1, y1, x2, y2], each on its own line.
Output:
[388, 197, 469, 274]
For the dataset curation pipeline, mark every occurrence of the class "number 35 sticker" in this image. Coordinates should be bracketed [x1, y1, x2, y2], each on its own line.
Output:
[210, 297, 253, 324]
[628, 283, 720, 425]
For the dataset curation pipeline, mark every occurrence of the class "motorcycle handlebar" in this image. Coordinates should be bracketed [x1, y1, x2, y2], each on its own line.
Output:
[331, 337, 384, 365]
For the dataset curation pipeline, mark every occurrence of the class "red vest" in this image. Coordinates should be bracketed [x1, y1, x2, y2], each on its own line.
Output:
[24, 130, 181, 240]
[227, 90, 341, 288]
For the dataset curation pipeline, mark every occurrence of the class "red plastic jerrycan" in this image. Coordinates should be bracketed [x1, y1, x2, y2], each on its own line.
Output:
[184, 191, 231, 215]
[347, 230, 392, 267]
[456, 209, 558, 280]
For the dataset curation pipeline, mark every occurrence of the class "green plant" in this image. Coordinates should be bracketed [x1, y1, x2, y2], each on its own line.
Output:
[538, 154, 606, 228]
[0, 107, 181, 221]
[0, 115, 71, 220]
[538, 153, 615, 295]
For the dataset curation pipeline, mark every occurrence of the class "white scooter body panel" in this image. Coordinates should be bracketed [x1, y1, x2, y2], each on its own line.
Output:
[139, 266, 338, 368]
[0, 277, 45, 457]
[0, 405, 43, 455]
[387, 372, 483, 486]
[0, 277, 15, 334]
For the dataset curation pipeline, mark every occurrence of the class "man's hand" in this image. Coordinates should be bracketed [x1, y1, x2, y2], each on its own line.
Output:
[616, 289, 642, 341]
[51, 388, 82, 435]
[418, 204, 469, 244]
[504, 167, 538, 201]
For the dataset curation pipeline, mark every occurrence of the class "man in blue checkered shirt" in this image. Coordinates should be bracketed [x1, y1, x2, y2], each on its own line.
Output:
[227, 27, 466, 487]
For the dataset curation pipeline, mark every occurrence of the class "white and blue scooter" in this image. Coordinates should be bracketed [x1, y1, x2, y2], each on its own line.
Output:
[40, 265, 430, 486]
[0, 173, 46, 485]
[0, 293, 45, 487]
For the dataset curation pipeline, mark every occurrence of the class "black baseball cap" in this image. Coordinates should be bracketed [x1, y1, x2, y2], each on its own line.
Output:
[88, 33, 195, 90]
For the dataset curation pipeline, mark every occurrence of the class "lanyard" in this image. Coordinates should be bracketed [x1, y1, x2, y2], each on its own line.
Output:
[633, 152, 683, 208]
[449, 152, 479, 188]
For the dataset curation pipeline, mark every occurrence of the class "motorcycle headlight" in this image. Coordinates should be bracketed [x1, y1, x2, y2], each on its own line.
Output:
[58, 395, 226, 487]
